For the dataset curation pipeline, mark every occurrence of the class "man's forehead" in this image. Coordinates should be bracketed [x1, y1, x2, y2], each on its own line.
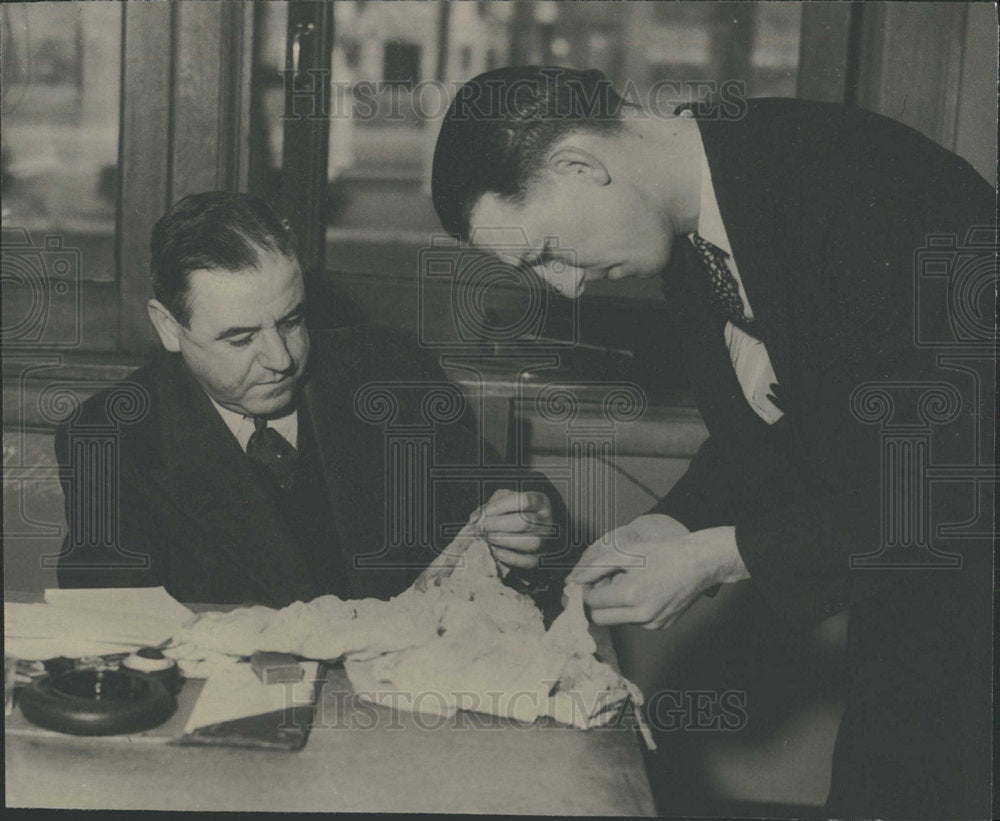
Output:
[185, 257, 303, 326]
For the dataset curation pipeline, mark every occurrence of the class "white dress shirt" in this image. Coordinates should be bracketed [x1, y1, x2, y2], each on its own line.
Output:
[689, 144, 784, 425]
[210, 398, 299, 452]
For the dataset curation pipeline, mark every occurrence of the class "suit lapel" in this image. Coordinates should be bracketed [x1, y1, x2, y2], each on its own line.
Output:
[663, 242, 759, 434]
[299, 341, 384, 586]
[696, 112, 794, 395]
[663, 240, 789, 471]
[151, 355, 318, 603]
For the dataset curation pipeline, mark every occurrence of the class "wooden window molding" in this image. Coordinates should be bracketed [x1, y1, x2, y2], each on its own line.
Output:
[118, 0, 255, 353]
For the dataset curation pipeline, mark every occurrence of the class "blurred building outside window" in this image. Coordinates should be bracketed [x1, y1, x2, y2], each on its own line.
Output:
[248, 1, 803, 280]
[1, 1, 122, 287]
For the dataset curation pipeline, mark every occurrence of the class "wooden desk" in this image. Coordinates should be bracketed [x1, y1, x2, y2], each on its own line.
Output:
[4, 599, 656, 814]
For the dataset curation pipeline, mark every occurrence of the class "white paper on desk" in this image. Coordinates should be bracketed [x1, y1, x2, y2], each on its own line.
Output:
[4, 599, 183, 655]
[3, 637, 139, 661]
[44, 586, 194, 626]
[183, 661, 319, 734]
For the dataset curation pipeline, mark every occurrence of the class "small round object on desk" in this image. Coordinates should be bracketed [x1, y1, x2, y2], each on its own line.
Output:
[122, 647, 184, 694]
[18, 668, 177, 736]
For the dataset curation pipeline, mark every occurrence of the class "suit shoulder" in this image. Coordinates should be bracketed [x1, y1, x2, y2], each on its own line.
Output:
[56, 359, 164, 438]
[745, 97, 843, 119]
[739, 98, 991, 201]
[747, 98, 977, 162]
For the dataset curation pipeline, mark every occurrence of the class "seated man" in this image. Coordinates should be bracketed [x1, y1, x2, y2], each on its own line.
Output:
[55, 191, 563, 606]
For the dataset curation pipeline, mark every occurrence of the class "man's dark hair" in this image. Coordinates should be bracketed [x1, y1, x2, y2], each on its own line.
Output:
[432, 66, 627, 241]
[150, 191, 298, 326]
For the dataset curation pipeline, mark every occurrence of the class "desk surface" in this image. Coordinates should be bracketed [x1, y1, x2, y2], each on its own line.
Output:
[4, 597, 656, 814]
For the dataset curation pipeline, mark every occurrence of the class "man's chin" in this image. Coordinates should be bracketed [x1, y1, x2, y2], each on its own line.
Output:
[247, 381, 301, 417]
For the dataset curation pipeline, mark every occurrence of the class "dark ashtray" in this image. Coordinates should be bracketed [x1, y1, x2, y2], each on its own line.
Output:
[19, 668, 177, 736]
[51, 668, 152, 700]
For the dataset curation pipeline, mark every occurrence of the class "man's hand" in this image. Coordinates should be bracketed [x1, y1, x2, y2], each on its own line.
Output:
[591, 513, 692, 549]
[470, 489, 554, 570]
[567, 517, 749, 630]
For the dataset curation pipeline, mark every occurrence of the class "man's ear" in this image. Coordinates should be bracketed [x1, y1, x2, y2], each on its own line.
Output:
[546, 146, 611, 185]
[147, 299, 182, 352]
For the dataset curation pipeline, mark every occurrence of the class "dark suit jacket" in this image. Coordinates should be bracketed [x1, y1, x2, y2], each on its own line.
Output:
[651, 99, 993, 815]
[55, 325, 563, 606]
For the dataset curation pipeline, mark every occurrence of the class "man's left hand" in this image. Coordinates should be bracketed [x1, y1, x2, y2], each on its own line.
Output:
[470, 489, 554, 570]
[567, 526, 750, 630]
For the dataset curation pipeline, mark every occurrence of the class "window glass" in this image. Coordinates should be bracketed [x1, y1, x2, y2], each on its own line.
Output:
[1, 1, 121, 286]
[249, 0, 802, 276]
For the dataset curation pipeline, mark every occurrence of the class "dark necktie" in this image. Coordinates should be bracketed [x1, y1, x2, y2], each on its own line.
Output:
[690, 233, 754, 331]
[246, 416, 298, 493]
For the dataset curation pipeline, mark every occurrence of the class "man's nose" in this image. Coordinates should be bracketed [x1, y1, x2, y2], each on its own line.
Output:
[258, 329, 294, 373]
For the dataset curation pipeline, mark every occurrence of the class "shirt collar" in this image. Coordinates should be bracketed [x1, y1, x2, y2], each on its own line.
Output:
[691, 134, 733, 257]
[209, 397, 298, 452]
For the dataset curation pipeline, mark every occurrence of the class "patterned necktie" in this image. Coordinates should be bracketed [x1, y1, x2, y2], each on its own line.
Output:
[690, 233, 754, 330]
[246, 416, 298, 493]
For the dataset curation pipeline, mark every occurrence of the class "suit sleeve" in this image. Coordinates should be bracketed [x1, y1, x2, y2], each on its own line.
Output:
[647, 435, 775, 531]
[54, 412, 167, 590]
[727, 138, 994, 629]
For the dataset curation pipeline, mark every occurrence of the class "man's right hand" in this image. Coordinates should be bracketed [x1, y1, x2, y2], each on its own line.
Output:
[587, 514, 692, 559]
[560, 514, 690, 605]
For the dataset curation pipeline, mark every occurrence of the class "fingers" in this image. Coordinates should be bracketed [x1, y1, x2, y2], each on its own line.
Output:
[490, 545, 539, 570]
[476, 511, 551, 534]
[583, 578, 655, 627]
[568, 547, 620, 585]
[582, 571, 700, 630]
[470, 492, 554, 558]
[476, 510, 551, 554]
[580, 576, 644, 625]
[567, 539, 643, 585]
[472, 490, 552, 521]
[485, 532, 545, 554]
[588, 607, 642, 627]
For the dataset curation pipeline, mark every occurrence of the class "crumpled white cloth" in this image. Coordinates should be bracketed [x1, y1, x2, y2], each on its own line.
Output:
[166, 535, 643, 729]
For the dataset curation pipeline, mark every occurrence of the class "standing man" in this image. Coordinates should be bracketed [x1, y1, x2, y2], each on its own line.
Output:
[56, 192, 562, 606]
[431, 67, 993, 818]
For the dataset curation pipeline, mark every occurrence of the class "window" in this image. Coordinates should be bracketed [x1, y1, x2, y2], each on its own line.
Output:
[2, 2, 122, 351]
[383, 41, 421, 86]
[250, 1, 802, 275]
[4, 1, 255, 357]
[245, 0, 806, 396]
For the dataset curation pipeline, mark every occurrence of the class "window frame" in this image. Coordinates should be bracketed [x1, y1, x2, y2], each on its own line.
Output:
[6, 1, 982, 373]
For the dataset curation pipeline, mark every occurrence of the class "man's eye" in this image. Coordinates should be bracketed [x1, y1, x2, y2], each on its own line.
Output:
[278, 316, 304, 334]
[228, 336, 253, 348]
